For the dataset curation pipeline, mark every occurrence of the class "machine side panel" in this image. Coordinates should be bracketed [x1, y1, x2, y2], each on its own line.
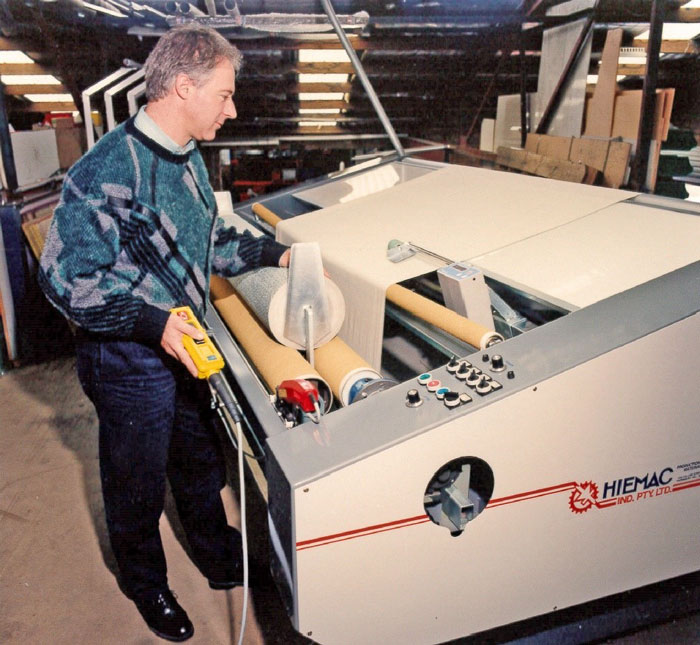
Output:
[291, 314, 700, 644]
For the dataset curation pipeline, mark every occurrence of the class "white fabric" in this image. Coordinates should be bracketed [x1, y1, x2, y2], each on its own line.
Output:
[472, 201, 700, 310]
[277, 164, 635, 370]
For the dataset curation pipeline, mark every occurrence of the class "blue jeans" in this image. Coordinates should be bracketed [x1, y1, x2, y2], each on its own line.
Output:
[75, 337, 240, 600]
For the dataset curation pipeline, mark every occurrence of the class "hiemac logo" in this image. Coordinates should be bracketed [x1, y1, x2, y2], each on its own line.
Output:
[569, 467, 674, 514]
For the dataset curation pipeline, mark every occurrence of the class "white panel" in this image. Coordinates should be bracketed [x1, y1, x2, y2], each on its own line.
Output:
[494, 94, 524, 150]
[10, 129, 60, 188]
[479, 117, 495, 152]
[292, 316, 700, 644]
[472, 201, 700, 309]
[531, 17, 592, 137]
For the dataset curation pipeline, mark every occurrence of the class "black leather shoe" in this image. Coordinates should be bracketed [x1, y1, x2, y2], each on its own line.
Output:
[134, 590, 194, 642]
[208, 559, 244, 590]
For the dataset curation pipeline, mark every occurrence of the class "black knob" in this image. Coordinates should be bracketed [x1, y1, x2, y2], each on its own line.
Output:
[448, 356, 458, 368]
[457, 362, 469, 374]
[491, 354, 505, 371]
[507, 370, 515, 379]
[406, 389, 422, 407]
[482, 353, 489, 362]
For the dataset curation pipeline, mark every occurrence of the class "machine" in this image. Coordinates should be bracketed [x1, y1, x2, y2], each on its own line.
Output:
[205, 157, 700, 644]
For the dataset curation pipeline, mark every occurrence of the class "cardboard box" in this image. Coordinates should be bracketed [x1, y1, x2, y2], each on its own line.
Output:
[55, 126, 86, 169]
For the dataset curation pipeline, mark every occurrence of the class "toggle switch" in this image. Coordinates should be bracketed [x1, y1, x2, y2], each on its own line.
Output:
[476, 376, 492, 395]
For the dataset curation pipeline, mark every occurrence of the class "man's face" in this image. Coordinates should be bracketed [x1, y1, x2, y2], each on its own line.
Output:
[185, 58, 237, 141]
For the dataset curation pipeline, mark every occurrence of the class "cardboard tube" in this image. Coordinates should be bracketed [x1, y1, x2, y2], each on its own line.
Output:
[314, 336, 381, 405]
[210, 276, 332, 411]
[386, 284, 503, 350]
[252, 203, 282, 229]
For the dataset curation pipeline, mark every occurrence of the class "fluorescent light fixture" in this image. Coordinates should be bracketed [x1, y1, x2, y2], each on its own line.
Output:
[299, 108, 341, 114]
[298, 49, 351, 63]
[0, 74, 61, 84]
[616, 56, 647, 64]
[0, 51, 34, 64]
[298, 92, 344, 101]
[82, 1, 126, 17]
[298, 73, 349, 83]
[300, 121, 338, 127]
[24, 93, 74, 102]
[637, 24, 700, 40]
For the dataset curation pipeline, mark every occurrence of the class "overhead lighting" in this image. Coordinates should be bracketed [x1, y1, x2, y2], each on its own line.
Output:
[616, 56, 647, 64]
[299, 108, 341, 114]
[24, 93, 74, 102]
[300, 121, 338, 127]
[586, 75, 627, 84]
[1, 74, 61, 85]
[298, 92, 344, 101]
[298, 49, 351, 63]
[636, 24, 700, 40]
[0, 51, 35, 64]
[298, 73, 349, 83]
[81, 1, 126, 17]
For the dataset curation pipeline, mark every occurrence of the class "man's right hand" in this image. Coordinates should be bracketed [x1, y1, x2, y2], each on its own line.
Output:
[160, 313, 204, 378]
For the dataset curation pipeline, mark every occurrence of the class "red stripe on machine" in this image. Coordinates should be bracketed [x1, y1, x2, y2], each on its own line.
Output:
[296, 481, 577, 551]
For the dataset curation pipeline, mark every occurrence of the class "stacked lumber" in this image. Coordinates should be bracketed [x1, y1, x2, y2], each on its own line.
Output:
[496, 143, 598, 184]
[491, 28, 675, 191]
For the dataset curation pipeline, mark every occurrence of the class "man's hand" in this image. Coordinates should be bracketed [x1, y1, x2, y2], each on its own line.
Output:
[279, 247, 329, 276]
[279, 249, 291, 267]
[160, 313, 204, 378]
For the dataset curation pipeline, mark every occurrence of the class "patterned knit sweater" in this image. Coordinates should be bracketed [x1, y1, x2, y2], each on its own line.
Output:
[39, 117, 286, 345]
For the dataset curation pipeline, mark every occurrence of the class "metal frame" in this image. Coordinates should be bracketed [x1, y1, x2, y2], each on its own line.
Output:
[82, 67, 135, 149]
[105, 69, 145, 131]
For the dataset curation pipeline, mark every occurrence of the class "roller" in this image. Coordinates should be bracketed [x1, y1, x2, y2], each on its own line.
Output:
[209, 276, 333, 412]
[386, 284, 503, 350]
[314, 336, 395, 406]
[252, 202, 282, 229]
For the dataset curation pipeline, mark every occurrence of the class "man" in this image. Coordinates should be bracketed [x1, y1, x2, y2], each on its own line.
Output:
[39, 25, 289, 642]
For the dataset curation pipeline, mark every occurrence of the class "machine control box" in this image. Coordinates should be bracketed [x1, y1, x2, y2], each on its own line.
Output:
[414, 352, 512, 410]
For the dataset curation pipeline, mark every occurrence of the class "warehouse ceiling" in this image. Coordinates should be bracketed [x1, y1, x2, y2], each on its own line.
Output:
[0, 0, 699, 146]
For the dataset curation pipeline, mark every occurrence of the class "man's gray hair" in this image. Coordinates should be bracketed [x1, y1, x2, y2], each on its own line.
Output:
[144, 24, 242, 101]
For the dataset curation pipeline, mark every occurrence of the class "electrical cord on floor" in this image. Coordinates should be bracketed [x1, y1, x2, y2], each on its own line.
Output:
[208, 373, 250, 645]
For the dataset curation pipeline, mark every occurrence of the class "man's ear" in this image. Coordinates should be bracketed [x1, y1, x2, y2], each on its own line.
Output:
[174, 73, 194, 100]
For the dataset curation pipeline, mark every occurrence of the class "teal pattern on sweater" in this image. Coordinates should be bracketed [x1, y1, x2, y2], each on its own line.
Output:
[39, 117, 286, 344]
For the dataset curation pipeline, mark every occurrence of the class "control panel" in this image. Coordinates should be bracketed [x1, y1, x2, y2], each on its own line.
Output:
[406, 353, 515, 410]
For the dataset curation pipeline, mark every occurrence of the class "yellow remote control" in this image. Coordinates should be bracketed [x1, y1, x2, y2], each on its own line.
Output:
[170, 306, 225, 379]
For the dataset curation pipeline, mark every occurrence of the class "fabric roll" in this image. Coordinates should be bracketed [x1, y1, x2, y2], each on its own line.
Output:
[314, 336, 382, 406]
[229, 267, 345, 350]
[209, 275, 333, 411]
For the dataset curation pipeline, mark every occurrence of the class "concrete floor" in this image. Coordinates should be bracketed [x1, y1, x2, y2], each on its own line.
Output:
[1, 355, 699, 645]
